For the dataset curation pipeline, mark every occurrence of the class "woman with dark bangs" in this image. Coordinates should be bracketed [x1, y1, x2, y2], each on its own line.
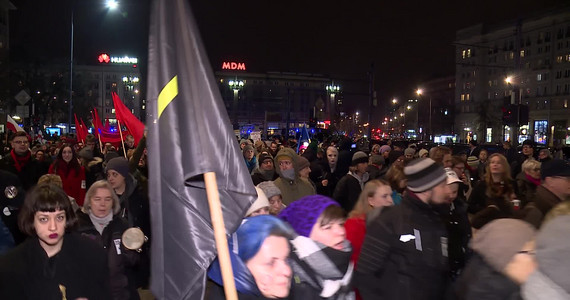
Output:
[49, 143, 87, 207]
[0, 184, 111, 299]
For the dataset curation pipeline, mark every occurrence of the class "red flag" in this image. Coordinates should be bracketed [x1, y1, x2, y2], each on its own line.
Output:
[74, 114, 85, 143]
[80, 118, 90, 141]
[111, 92, 144, 145]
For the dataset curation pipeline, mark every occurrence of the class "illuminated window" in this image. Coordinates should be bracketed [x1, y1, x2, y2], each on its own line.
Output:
[537, 74, 542, 81]
[509, 52, 515, 59]
[460, 94, 465, 101]
[520, 50, 525, 57]
[462, 50, 466, 59]
[466, 93, 470, 101]
[488, 80, 493, 87]
[467, 49, 472, 58]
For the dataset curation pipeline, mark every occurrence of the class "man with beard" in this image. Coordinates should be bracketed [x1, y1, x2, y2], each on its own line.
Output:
[356, 158, 451, 300]
[251, 152, 279, 185]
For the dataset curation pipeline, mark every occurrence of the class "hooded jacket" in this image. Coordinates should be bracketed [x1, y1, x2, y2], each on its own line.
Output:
[273, 148, 316, 205]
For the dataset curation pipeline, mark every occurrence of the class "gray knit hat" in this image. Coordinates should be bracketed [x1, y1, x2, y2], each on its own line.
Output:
[404, 148, 416, 156]
[257, 181, 281, 199]
[535, 215, 570, 293]
[106, 157, 130, 178]
[404, 158, 447, 192]
[471, 218, 536, 272]
[352, 151, 368, 166]
[369, 154, 385, 165]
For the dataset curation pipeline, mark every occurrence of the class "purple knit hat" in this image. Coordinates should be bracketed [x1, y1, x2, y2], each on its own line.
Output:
[278, 195, 339, 237]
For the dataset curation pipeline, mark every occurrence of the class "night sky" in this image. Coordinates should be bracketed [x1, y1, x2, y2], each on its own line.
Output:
[9, 0, 569, 117]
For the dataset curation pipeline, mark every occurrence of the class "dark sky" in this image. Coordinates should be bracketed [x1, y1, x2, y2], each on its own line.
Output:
[9, 0, 569, 115]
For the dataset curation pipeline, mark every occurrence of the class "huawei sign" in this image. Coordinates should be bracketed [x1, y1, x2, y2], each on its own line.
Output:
[98, 53, 111, 63]
[222, 62, 246, 71]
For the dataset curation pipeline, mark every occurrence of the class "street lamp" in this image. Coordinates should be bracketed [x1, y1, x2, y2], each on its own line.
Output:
[69, 1, 118, 133]
[416, 88, 431, 141]
[326, 83, 340, 123]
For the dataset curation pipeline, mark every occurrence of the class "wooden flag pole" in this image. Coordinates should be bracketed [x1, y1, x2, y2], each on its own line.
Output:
[204, 172, 238, 300]
[117, 119, 127, 158]
[97, 130, 104, 154]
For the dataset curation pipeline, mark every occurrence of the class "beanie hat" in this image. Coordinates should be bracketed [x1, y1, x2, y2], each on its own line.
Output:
[106, 157, 130, 178]
[404, 158, 447, 192]
[535, 215, 570, 293]
[258, 152, 273, 164]
[257, 181, 281, 199]
[379, 145, 391, 154]
[246, 187, 270, 216]
[352, 151, 368, 166]
[298, 156, 310, 170]
[471, 218, 536, 272]
[409, 143, 417, 149]
[104, 151, 120, 164]
[541, 159, 570, 179]
[243, 145, 254, 153]
[467, 156, 479, 168]
[369, 154, 385, 166]
[522, 139, 535, 147]
[418, 149, 429, 158]
[278, 195, 339, 237]
[404, 148, 416, 156]
[78, 147, 93, 160]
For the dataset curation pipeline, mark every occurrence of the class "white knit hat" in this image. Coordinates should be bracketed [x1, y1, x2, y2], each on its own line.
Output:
[246, 187, 270, 216]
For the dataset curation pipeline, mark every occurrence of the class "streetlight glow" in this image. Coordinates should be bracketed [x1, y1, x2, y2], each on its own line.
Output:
[505, 76, 512, 84]
[416, 89, 423, 96]
[392, 98, 397, 104]
[106, 0, 119, 9]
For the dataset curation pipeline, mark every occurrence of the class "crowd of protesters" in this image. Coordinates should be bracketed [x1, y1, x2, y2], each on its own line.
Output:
[0, 130, 569, 299]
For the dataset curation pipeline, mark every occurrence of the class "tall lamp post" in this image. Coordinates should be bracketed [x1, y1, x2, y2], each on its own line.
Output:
[325, 83, 340, 125]
[228, 79, 245, 128]
[416, 88, 431, 141]
[68, 0, 119, 133]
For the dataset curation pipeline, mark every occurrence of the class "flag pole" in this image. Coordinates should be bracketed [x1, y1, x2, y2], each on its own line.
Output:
[97, 130, 104, 154]
[117, 119, 127, 158]
[204, 172, 238, 300]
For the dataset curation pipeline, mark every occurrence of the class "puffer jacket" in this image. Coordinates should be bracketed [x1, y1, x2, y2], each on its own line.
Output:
[273, 148, 315, 205]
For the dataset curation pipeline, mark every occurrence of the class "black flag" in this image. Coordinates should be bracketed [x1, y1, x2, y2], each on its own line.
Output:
[146, 0, 256, 298]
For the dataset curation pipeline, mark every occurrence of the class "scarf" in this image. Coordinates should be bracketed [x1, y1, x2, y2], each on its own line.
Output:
[11, 149, 31, 172]
[244, 156, 257, 173]
[54, 159, 77, 177]
[88, 211, 113, 235]
[260, 169, 275, 180]
[290, 236, 354, 299]
[525, 173, 541, 186]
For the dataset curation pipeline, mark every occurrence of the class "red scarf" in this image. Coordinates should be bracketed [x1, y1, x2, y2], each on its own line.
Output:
[525, 173, 541, 186]
[54, 159, 77, 177]
[11, 150, 31, 172]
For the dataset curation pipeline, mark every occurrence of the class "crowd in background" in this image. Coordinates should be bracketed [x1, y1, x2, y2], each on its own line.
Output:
[0, 130, 569, 299]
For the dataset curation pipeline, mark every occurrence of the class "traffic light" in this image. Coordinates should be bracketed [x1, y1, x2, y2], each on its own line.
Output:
[502, 105, 514, 125]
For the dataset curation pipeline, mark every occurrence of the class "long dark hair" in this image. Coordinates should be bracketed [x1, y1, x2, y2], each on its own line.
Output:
[52, 143, 81, 176]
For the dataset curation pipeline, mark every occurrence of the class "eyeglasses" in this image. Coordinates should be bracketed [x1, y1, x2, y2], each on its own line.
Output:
[13, 140, 29, 145]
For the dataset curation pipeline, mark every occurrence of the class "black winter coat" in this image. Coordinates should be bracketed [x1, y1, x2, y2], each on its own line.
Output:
[0, 233, 112, 300]
[0, 170, 26, 246]
[77, 212, 141, 300]
[0, 152, 49, 190]
[452, 253, 521, 300]
[333, 173, 363, 212]
[355, 193, 449, 300]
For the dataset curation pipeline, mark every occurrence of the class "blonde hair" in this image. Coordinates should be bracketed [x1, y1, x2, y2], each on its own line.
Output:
[37, 174, 63, 188]
[82, 180, 121, 215]
[349, 179, 390, 218]
[522, 159, 540, 173]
